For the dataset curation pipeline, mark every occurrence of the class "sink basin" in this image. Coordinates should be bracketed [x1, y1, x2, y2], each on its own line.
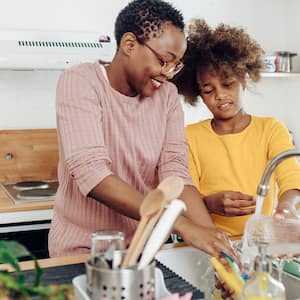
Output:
[155, 246, 214, 300]
[155, 246, 300, 300]
[273, 267, 300, 300]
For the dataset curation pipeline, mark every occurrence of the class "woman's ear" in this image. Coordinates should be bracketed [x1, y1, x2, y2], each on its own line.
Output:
[119, 32, 138, 57]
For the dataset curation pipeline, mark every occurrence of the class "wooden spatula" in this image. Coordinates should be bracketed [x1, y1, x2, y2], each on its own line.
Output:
[138, 176, 185, 258]
[122, 176, 184, 267]
[122, 188, 164, 267]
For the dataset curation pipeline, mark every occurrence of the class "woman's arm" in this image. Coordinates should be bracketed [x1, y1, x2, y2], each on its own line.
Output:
[88, 175, 143, 220]
[173, 185, 235, 257]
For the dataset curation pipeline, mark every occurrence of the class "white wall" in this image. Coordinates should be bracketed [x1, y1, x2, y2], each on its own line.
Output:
[0, 0, 300, 144]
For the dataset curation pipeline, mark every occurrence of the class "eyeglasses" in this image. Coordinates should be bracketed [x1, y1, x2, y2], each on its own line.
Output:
[143, 43, 184, 76]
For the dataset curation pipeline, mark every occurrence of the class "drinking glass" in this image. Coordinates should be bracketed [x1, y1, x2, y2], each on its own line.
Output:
[91, 230, 125, 259]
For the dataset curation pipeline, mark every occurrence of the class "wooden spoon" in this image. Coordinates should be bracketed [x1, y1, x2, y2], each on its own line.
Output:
[140, 176, 185, 254]
[157, 176, 184, 202]
[122, 188, 165, 267]
[122, 176, 184, 267]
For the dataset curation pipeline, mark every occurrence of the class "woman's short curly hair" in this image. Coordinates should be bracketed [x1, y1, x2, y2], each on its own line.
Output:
[114, 0, 184, 47]
[174, 19, 265, 105]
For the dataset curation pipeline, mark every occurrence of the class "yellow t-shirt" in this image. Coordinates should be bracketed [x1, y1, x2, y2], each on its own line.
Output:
[186, 116, 300, 239]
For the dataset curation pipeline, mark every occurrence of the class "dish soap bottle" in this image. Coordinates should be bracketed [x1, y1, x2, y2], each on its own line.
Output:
[242, 243, 286, 300]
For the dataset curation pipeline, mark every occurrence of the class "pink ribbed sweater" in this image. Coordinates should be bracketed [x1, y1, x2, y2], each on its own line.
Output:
[48, 62, 192, 257]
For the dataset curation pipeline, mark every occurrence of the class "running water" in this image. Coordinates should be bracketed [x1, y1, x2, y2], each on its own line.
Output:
[254, 195, 265, 215]
[241, 194, 264, 269]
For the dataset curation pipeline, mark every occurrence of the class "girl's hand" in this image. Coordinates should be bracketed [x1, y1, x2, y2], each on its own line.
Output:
[204, 191, 256, 216]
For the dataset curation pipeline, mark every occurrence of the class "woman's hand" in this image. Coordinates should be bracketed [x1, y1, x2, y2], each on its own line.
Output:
[204, 191, 256, 216]
[181, 221, 236, 259]
[178, 218, 241, 299]
[215, 277, 234, 299]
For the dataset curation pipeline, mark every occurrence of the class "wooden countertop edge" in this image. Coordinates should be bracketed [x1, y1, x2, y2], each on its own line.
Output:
[0, 243, 187, 272]
[0, 254, 90, 272]
[0, 201, 54, 213]
[0, 189, 54, 212]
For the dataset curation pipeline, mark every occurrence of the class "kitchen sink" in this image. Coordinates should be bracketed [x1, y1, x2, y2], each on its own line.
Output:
[155, 246, 300, 300]
[273, 267, 300, 300]
[155, 246, 214, 300]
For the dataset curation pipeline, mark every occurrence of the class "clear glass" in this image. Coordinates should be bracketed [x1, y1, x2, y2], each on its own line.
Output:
[91, 230, 125, 258]
[242, 215, 300, 256]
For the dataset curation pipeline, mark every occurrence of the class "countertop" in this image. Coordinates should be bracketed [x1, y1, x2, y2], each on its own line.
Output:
[0, 243, 184, 272]
[0, 186, 54, 228]
[0, 244, 207, 300]
[0, 186, 54, 213]
[0, 253, 90, 272]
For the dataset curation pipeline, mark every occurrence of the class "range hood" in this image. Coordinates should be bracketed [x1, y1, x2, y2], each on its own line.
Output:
[0, 29, 115, 70]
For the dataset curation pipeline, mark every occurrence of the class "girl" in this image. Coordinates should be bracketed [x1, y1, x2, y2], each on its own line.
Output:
[175, 19, 300, 240]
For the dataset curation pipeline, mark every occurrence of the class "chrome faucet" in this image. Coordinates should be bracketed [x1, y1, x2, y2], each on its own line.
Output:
[257, 149, 300, 196]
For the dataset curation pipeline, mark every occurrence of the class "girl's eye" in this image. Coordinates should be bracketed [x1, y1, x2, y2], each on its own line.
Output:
[224, 81, 234, 87]
[202, 89, 213, 94]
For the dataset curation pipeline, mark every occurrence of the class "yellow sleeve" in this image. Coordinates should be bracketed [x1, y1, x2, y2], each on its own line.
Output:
[267, 119, 300, 199]
[185, 126, 201, 191]
[187, 143, 201, 191]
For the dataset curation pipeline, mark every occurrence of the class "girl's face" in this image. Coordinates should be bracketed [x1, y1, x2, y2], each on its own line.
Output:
[125, 23, 187, 98]
[198, 71, 245, 121]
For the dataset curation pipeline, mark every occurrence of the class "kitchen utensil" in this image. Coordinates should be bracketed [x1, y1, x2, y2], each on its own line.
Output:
[91, 230, 125, 262]
[122, 188, 165, 267]
[138, 199, 187, 270]
[276, 51, 297, 72]
[73, 267, 172, 300]
[136, 176, 185, 261]
[157, 176, 184, 201]
[86, 256, 156, 300]
[122, 176, 184, 267]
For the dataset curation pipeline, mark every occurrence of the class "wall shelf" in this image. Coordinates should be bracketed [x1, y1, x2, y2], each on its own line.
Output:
[261, 72, 300, 78]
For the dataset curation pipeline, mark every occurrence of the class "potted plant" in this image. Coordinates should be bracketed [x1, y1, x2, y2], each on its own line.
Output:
[0, 240, 74, 299]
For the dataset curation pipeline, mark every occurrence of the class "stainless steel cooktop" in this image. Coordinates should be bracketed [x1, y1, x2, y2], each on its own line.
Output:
[0, 180, 58, 204]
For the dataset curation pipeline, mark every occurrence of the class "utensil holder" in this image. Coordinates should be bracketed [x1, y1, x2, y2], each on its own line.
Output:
[86, 258, 155, 300]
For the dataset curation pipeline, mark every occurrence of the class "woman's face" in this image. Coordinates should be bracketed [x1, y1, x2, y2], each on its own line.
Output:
[126, 23, 187, 98]
[198, 71, 245, 121]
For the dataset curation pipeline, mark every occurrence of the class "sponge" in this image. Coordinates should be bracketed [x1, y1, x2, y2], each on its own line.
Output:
[210, 257, 245, 296]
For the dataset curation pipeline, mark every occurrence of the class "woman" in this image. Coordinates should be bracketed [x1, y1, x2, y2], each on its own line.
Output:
[49, 1, 232, 258]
